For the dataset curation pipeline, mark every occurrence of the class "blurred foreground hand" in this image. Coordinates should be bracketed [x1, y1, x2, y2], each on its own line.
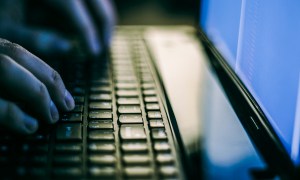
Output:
[0, 0, 116, 57]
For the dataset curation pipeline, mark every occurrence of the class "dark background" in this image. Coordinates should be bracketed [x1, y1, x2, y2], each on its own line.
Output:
[114, 0, 197, 25]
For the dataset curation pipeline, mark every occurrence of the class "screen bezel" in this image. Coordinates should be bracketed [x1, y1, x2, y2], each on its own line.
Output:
[196, 0, 299, 178]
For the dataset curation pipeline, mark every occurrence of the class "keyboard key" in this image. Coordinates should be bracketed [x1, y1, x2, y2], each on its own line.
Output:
[149, 120, 164, 128]
[148, 111, 162, 119]
[61, 113, 82, 122]
[145, 103, 160, 110]
[71, 87, 85, 95]
[88, 155, 116, 165]
[120, 125, 147, 141]
[89, 111, 112, 119]
[156, 153, 174, 164]
[53, 167, 82, 177]
[142, 83, 155, 89]
[119, 114, 143, 124]
[124, 167, 153, 178]
[116, 90, 138, 97]
[115, 83, 137, 89]
[88, 130, 114, 141]
[88, 121, 113, 130]
[151, 129, 167, 140]
[71, 105, 83, 113]
[114, 76, 137, 82]
[123, 155, 151, 165]
[144, 96, 158, 103]
[88, 143, 115, 153]
[154, 142, 171, 152]
[118, 106, 141, 114]
[53, 155, 82, 165]
[159, 166, 178, 178]
[56, 124, 82, 141]
[73, 96, 84, 104]
[90, 78, 110, 85]
[90, 86, 111, 93]
[55, 144, 82, 153]
[89, 94, 112, 101]
[89, 102, 112, 110]
[143, 90, 156, 96]
[89, 167, 115, 178]
[121, 142, 148, 153]
[28, 167, 47, 177]
[117, 97, 140, 105]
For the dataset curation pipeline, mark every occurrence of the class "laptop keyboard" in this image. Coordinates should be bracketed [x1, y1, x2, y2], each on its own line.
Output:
[0, 32, 182, 179]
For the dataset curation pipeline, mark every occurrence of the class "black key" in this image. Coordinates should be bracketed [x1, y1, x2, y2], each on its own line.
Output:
[56, 124, 82, 141]
[61, 113, 82, 122]
[156, 154, 174, 164]
[151, 129, 167, 140]
[89, 94, 112, 101]
[119, 114, 143, 124]
[124, 167, 153, 178]
[88, 143, 115, 153]
[89, 111, 112, 119]
[89, 167, 115, 178]
[123, 155, 151, 165]
[115, 83, 137, 89]
[88, 155, 116, 165]
[116, 90, 138, 97]
[159, 166, 178, 178]
[144, 96, 158, 103]
[28, 167, 47, 177]
[117, 98, 139, 105]
[53, 155, 82, 165]
[88, 121, 114, 130]
[55, 144, 82, 153]
[143, 90, 156, 96]
[118, 106, 141, 114]
[73, 96, 84, 104]
[71, 105, 84, 113]
[145, 103, 160, 111]
[142, 83, 155, 89]
[89, 102, 112, 110]
[88, 130, 114, 141]
[90, 86, 111, 93]
[29, 155, 48, 165]
[121, 142, 148, 153]
[120, 125, 147, 141]
[149, 120, 164, 128]
[52, 167, 82, 177]
[22, 144, 48, 153]
[148, 111, 162, 119]
[154, 142, 171, 152]
[72, 87, 85, 95]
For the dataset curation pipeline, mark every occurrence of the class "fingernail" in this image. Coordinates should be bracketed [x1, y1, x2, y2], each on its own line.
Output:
[65, 90, 75, 110]
[24, 116, 38, 133]
[50, 101, 59, 123]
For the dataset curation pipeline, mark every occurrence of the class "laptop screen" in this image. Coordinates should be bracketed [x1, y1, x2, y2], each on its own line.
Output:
[200, 0, 300, 164]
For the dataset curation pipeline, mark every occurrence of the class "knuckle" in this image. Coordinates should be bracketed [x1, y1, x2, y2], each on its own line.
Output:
[50, 69, 64, 91]
[37, 83, 49, 100]
[0, 54, 12, 78]
[4, 102, 22, 123]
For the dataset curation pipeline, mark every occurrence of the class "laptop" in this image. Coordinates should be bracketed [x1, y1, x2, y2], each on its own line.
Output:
[0, 0, 299, 179]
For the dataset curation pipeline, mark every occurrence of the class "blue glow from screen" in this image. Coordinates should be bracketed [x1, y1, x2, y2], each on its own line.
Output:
[201, 0, 300, 164]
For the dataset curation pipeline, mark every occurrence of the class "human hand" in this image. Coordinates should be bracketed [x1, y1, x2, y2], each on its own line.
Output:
[0, 38, 75, 134]
[0, 0, 116, 57]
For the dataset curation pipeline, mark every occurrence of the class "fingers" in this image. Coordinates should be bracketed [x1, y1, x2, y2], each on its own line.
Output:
[0, 39, 75, 112]
[0, 23, 73, 56]
[0, 98, 38, 134]
[88, 0, 116, 47]
[51, 0, 102, 56]
[0, 54, 58, 124]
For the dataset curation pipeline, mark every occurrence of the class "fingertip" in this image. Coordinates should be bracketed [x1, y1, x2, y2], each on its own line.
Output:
[23, 115, 38, 134]
[50, 101, 59, 123]
[64, 90, 75, 111]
